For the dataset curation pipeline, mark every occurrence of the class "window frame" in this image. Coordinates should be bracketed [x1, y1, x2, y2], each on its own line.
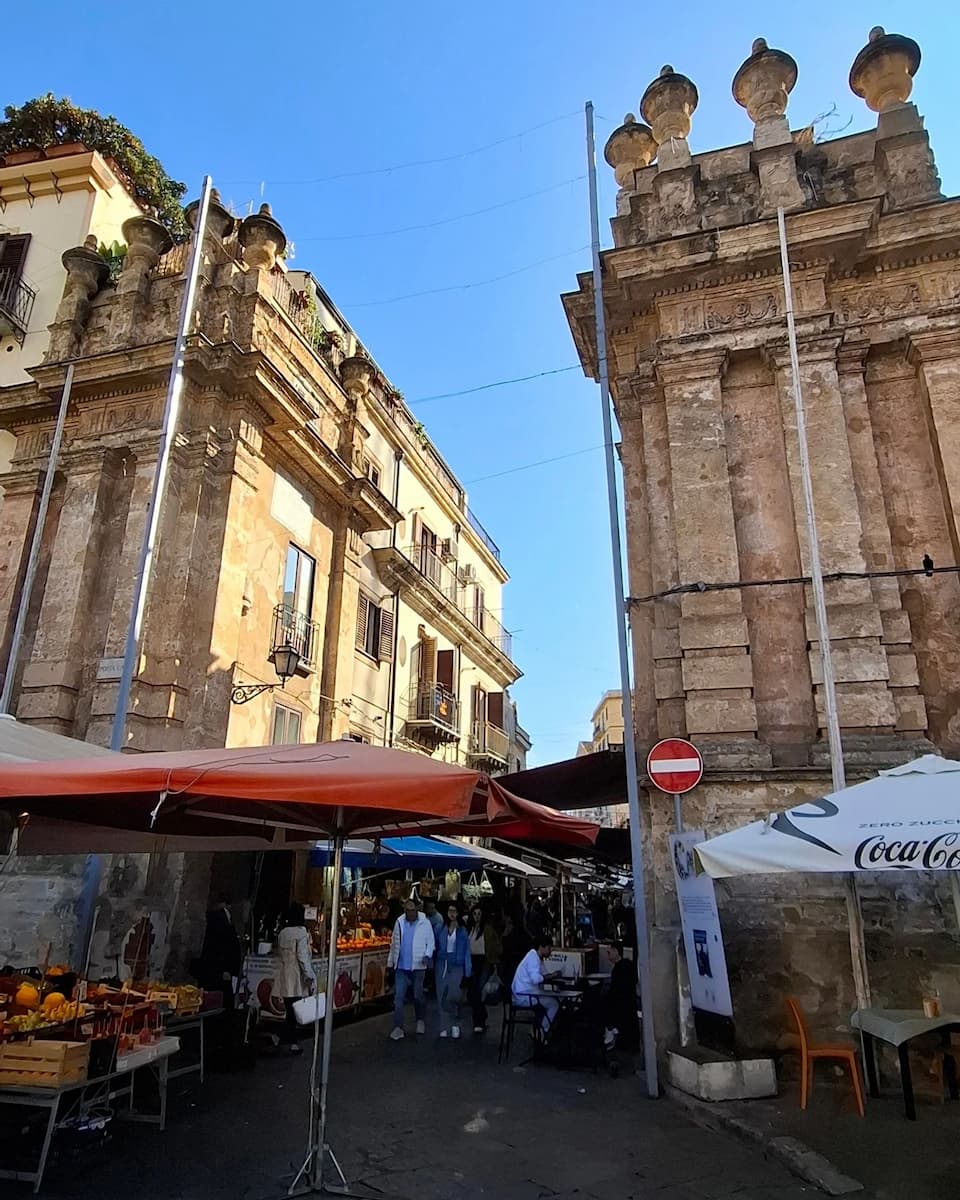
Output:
[271, 703, 303, 745]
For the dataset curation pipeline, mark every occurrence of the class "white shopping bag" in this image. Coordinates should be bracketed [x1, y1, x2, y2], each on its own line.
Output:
[293, 992, 326, 1025]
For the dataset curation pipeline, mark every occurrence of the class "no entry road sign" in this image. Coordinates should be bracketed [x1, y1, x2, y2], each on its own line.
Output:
[646, 738, 703, 795]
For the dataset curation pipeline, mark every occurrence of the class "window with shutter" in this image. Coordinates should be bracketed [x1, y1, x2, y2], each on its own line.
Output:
[355, 595, 369, 651]
[419, 634, 437, 683]
[356, 594, 384, 659]
[436, 649, 455, 694]
[488, 692, 505, 731]
[378, 606, 395, 662]
[0, 234, 31, 286]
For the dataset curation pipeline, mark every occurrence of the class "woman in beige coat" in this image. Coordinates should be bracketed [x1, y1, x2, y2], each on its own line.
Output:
[276, 902, 316, 1054]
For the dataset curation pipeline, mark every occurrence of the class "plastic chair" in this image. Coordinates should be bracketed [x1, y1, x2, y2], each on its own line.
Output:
[785, 995, 865, 1117]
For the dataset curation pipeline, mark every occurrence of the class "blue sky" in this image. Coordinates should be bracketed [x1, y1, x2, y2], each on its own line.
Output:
[7, 2, 957, 764]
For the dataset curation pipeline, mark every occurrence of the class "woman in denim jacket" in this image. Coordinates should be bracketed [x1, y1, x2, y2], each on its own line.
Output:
[434, 902, 472, 1039]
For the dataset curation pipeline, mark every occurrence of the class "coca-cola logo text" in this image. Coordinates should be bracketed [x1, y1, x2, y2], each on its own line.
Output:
[854, 831, 960, 870]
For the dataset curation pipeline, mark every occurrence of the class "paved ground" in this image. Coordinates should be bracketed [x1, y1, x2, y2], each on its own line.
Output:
[10, 1010, 824, 1200]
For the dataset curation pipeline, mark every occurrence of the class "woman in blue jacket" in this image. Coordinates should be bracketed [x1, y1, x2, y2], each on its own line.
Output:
[434, 901, 472, 1039]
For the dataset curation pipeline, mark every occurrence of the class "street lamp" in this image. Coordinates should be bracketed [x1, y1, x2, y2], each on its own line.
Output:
[231, 641, 302, 704]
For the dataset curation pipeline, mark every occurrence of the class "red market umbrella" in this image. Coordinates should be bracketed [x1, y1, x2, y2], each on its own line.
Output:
[0, 740, 597, 848]
[0, 740, 597, 1193]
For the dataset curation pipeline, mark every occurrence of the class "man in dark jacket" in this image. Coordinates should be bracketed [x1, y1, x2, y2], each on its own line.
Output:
[197, 894, 242, 1009]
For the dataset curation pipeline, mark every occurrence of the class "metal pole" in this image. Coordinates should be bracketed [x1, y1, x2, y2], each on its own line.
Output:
[586, 101, 659, 1097]
[777, 206, 870, 1010]
[110, 175, 213, 751]
[0, 363, 74, 714]
[313, 828, 344, 1190]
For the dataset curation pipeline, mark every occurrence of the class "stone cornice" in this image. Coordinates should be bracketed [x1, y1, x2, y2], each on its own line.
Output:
[656, 346, 728, 384]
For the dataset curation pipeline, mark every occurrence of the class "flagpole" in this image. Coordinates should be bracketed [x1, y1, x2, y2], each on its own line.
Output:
[109, 175, 213, 751]
[777, 206, 870, 1010]
[585, 100, 659, 1098]
[0, 362, 74, 714]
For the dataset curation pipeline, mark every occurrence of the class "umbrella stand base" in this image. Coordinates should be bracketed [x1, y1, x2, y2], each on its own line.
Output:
[288, 1143, 358, 1197]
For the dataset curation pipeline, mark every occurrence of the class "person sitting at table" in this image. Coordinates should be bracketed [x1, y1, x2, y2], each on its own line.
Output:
[604, 941, 640, 1051]
[511, 935, 560, 1031]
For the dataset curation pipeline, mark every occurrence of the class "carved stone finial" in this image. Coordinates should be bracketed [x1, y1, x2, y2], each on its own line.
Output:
[186, 191, 236, 240]
[733, 38, 798, 124]
[238, 203, 287, 270]
[849, 27, 921, 112]
[340, 354, 374, 401]
[83, 233, 99, 253]
[640, 66, 699, 145]
[604, 116, 657, 187]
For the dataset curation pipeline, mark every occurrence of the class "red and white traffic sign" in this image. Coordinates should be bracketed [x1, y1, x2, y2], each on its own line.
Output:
[646, 738, 703, 795]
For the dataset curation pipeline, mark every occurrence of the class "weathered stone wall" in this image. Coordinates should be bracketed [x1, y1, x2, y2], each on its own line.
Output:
[565, 30, 960, 1050]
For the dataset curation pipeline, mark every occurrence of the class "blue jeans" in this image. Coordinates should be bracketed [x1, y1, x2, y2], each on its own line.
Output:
[393, 968, 426, 1028]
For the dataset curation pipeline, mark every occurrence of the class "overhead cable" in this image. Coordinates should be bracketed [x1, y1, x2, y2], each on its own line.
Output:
[408, 364, 583, 407]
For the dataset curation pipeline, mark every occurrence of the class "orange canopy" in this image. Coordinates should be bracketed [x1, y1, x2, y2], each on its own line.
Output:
[0, 741, 598, 849]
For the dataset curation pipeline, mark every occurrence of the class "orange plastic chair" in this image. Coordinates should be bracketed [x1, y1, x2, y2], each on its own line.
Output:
[786, 995, 865, 1117]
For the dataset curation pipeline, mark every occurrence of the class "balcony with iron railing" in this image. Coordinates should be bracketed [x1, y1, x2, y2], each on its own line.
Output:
[468, 721, 509, 767]
[0, 268, 36, 344]
[466, 605, 512, 660]
[406, 681, 460, 747]
[271, 602, 320, 674]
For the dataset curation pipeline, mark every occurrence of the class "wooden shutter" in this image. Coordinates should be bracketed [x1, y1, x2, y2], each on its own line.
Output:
[0, 234, 31, 282]
[355, 595, 369, 651]
[411, 512, 421, 555]
[436, 649, 455, 694]
[378, 605, 395, 662]
[420, 634, 437, 683]
[488, 692, 505, 731]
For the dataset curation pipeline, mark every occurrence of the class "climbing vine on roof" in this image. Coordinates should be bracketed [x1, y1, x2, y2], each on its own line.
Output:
[0, 94, 187, 238]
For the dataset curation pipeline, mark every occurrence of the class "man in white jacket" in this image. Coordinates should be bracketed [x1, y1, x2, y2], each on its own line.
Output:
[387, 899, 435, 1040]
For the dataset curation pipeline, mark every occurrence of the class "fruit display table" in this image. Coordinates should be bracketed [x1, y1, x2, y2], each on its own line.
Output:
[0, 1036, 179, 1193]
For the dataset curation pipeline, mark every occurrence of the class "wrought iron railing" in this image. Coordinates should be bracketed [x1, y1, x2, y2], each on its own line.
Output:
[467, 605, 512, 659]
[466, 507, 501, 562]
[271, 603, 319, 671]
[470, 721, 509, 762]
[403, 544, 462, 605]
[410, 682, 459, 731]
[0, 268, 36, 338]
[269, 273, 344, 370]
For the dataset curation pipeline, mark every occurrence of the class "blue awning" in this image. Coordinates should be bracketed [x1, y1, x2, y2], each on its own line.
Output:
[309, 835, 484, 871]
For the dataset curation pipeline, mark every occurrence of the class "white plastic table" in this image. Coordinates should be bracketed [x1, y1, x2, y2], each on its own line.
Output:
[851, 1008, 960, 1120]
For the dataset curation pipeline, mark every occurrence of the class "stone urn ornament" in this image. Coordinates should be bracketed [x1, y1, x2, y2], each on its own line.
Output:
[849, 27, 921, 112]
[640, 65, 699, 145]
[185, 188, 236, 240]
[238, 203, 287, 270]
[604, 114, 657, 186]
[732, 38, 798, 124]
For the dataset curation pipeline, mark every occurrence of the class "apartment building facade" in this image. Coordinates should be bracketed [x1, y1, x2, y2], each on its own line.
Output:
[0, 140, 525, 969]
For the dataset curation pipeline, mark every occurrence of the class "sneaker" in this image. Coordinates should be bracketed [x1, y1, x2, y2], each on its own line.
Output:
[604, 1028, 617, 1049]
[439, 1030, 449, 1038]
[415, 1020, 426, 1035]
[390, 1027, 405, 1041]
[289, 1042, 303, 1055]
[473, 1025, 484, 1034]
[451, 1025, 461, 1040]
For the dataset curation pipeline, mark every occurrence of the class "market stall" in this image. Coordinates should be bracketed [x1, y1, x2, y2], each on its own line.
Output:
[0, 741, 598, 1196]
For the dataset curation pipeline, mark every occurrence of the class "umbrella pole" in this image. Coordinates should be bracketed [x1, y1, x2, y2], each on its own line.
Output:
[314, 830, 345, 1192]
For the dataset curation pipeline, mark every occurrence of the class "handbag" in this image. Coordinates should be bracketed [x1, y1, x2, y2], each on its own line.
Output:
[292, 991, 327, 1025]
[478, 869, 494, 897]
[462, 872, 481, 904]
[481, 966, 502, 1005]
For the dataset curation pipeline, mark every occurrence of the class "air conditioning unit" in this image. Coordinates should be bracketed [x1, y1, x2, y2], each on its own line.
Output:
[440, 538, 457, 563]
[458, 563, 477, 584]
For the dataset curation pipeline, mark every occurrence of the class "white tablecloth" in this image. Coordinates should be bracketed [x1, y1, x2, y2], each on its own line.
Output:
[850, 1008, 960, 1046]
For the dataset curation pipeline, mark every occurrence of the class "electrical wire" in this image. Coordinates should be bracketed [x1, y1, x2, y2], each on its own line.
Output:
[628, 561, 960, 605]
[465, 444, 607, 485]
[217, 109, 584, 187]
[295, 175, 586, 242]
[344, 244, 591, 307]
[409, 364, 583, 407]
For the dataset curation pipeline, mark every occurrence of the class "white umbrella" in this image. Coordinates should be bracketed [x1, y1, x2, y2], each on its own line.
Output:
[695, 754, 960, 933]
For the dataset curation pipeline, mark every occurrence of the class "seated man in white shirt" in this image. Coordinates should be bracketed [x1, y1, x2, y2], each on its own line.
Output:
[511, 936, 560, 1031]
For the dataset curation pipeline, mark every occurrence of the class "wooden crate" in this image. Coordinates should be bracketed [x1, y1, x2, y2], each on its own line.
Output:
[0, 1039, 89, 1088]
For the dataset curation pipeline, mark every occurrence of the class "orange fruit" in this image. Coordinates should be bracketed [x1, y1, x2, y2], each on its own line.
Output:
[43, 992, 66, 1011]
[15, 984, 40, 1009]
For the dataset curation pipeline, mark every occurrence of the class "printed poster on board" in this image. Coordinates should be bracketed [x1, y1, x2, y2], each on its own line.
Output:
[670, 830, 733, 1018]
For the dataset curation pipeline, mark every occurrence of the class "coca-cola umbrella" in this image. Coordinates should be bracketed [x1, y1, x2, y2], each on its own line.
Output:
[0, 740, 598, 1194]
[694, 755, 960, 1021]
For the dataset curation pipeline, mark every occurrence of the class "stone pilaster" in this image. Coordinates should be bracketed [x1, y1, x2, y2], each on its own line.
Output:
[770, 337, 897, 737]
[909, 330, 960, 552]
[318, 508, 363, 743]
[18, 450, 118, 732]
[657, 349, 762, 757]
[838, 341, 927, 737]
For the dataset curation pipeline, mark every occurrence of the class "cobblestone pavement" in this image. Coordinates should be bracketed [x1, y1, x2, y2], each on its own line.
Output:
[23, 1011, 830, 1199]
